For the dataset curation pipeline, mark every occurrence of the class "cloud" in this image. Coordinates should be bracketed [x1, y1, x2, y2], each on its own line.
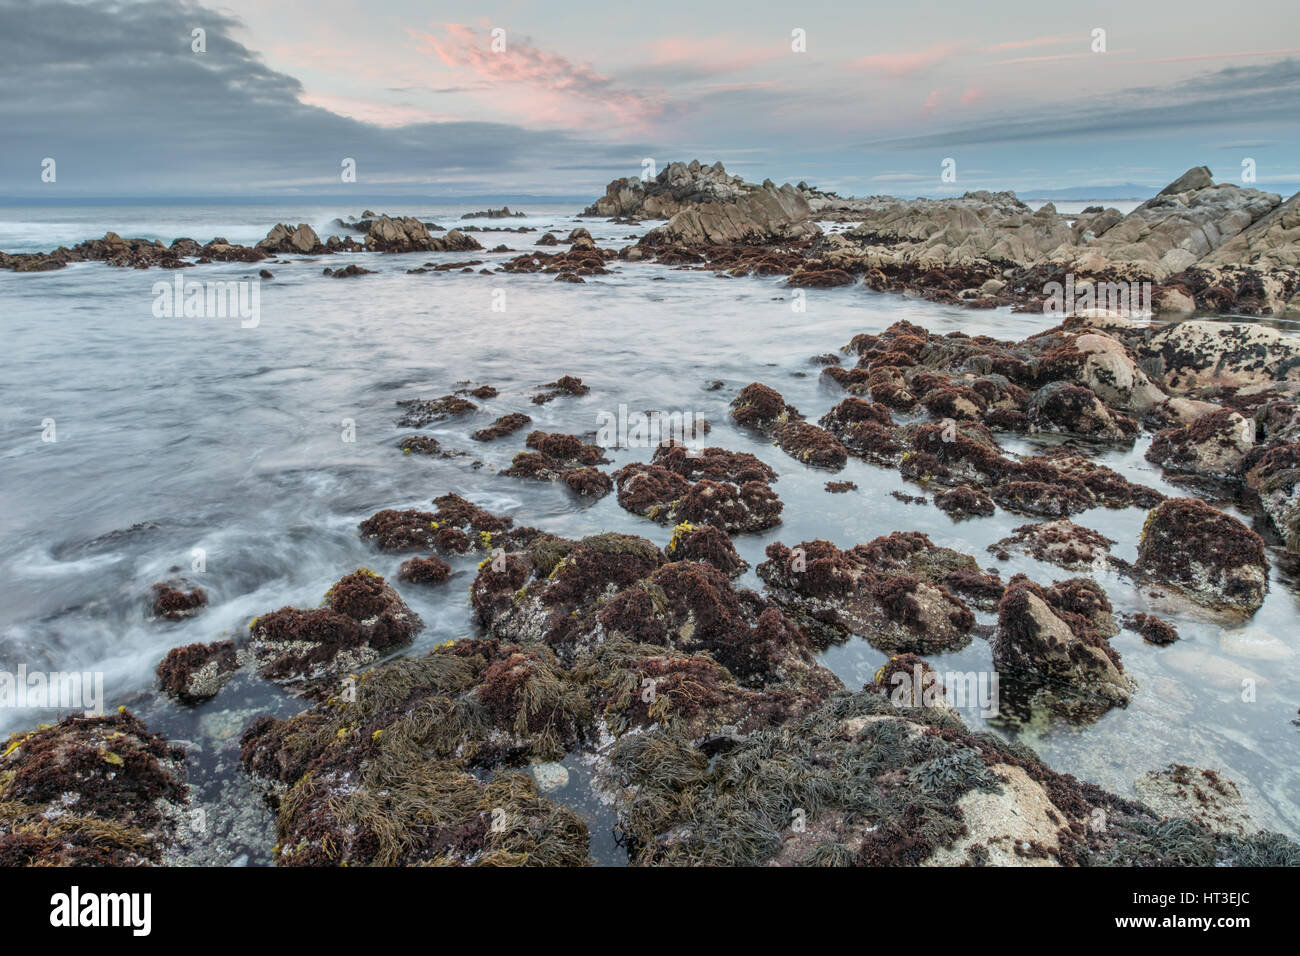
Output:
[859, 57, 1300, 150]
[411, 23, 671, 129]
[0, 0, 647, 197]
[853, 43, 963, 77]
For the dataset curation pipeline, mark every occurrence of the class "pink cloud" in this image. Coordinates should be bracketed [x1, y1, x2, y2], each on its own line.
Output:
[854, 43, 962, 76]
[981, 35, 1078, 53]
[960, 86, 986, 106]
[411, 24, 669, 128]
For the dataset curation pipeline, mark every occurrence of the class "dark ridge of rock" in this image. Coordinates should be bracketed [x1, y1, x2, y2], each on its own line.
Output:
[472, 412, 533, 442]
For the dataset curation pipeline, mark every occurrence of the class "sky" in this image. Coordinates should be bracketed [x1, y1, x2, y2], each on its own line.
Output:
[2, 0, 1299, 201]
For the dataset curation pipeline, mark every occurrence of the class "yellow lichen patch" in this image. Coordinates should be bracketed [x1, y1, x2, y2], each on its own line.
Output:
[667, 521, 695, 554]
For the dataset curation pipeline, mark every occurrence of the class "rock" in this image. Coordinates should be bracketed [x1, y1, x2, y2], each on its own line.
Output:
[248, 569, 422, 692]
[772, 420, 848, 470]
[1244, 442, 1300, 550]
[0, 710, 188, 865]
[472, 413, 533, 442]
[616, 162, 820, 246]
[531, 375, 590, 404]
[1026, 381, 1137, 442]
[257, 222, 323, 254]
[1217, 626, 1293, 661]
[1134, 498, 1268, 615]
[993, 575, 1134, 718]
[664, 521, 747, 577]
[729, 381, 800, 430]
[364, 216, 483, 253]
[1037, 330, 1167, 413]
[757, 534, 978, 653]
[1061, 169, 1281, 279]
[530, 761, 570, 792]
[1146, 408, 1254, 478]
[1140, 320, 1300, 391]
[359, 493, 524, 555]
[397, 554, 452, 585]
[395, 393, 476, 427]
[990, 519, 1114, 571]
[935, 485, 995, 518]
[156, 640, 240, 704]
[150, 580, 208, 620]
[1122, 613, 1180, 646]
[599, 686, 1296, 865]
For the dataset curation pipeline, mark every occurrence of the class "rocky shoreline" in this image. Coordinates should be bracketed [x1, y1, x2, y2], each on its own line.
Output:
[4, 165, 1300, 866]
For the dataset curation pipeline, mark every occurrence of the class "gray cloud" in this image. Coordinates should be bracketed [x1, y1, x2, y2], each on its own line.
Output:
[859, 58, 1300, 151]
[0, 0, 643, 197]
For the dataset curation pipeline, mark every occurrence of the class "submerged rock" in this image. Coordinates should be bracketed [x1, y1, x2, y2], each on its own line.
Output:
[150, 580, 208, 621]
[1134, 765, 1254, 836]
[990, 519, 1115, 571]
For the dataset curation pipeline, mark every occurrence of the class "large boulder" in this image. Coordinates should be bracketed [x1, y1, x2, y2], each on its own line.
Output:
[1056, 168, 1281, 278]
[258, 222, 323, 254]
[1145, 408, 1255, 479]
[1135, 498, 1269, 615]
[1139, 320, 1300, 390]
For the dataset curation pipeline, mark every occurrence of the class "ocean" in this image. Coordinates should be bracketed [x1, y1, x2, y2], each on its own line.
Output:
[1, 201, 1297, 863]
